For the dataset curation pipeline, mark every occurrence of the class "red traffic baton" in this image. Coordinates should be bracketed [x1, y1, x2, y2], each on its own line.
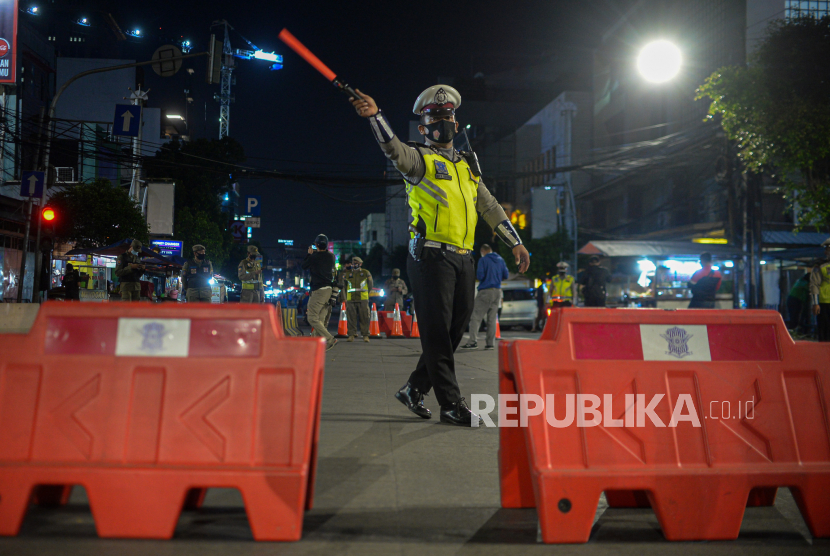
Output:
[278, 28, 362, 100]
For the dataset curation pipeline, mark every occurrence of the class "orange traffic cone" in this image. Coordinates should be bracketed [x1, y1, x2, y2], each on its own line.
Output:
[409, 311, 420, 339]
[495, 314, 501, 340]
[369, 303, 383, 338]
[336, 302, 349, 337]
[388, 303, 404, 337]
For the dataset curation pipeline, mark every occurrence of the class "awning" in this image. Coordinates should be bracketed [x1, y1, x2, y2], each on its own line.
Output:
[578, 240, 744, 258]
[761, 231, 829, 247]
[762, 247, 826, 262]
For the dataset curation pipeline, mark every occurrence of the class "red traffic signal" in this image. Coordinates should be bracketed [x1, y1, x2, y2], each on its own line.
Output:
[42, 207, 56, 221]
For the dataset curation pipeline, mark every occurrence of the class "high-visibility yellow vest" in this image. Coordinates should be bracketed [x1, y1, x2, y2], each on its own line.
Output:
[406, 148, 478, 250]
[549, 275, 574, 301]
[820, 264, 830, 304]
[345, 272, 370, 301]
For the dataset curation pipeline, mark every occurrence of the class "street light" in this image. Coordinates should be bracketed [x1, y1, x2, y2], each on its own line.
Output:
[76, 17, 90, 27]
[26, 6, 39, 15]
[637, 40, 682, 83]
[127, 29, 142, 38]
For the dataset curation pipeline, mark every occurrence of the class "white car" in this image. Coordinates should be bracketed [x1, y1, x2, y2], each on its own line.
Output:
[498, 281, 537, 329]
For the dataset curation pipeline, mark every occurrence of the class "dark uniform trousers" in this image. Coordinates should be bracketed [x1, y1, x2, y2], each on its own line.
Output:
[406, 247, 475, 407]
[819, 304, 830, 342]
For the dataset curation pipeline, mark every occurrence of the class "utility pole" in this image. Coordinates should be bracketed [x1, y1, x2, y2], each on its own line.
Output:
[127, 86, 150, 206]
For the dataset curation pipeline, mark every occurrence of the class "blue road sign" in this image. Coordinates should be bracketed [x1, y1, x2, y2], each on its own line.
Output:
[20, 171, 45, 198]
[113, 105, 142, 137]
[245, 195, 261, 216]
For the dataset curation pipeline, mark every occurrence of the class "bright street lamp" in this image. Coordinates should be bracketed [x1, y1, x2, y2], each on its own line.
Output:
[637, 40, 682, 83]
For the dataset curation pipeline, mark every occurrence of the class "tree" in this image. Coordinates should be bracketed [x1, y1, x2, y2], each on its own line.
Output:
[696, 16, 830, 227]
[49, 179, 149, 248]
[146, 137, 245, 270]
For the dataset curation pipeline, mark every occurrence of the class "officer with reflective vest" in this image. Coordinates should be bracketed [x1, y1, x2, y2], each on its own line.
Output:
[182, 244, 214, 302]
[238, 245, 263, 303]
[350, 84, 530, 426]
[340, 256, 373, 342]
[550, 261, 576, 307]
[810, 237, 830, 342]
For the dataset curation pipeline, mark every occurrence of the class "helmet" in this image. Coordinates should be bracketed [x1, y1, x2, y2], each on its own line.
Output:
[556, 261, 569, 270]
[315, 234, 329, 248]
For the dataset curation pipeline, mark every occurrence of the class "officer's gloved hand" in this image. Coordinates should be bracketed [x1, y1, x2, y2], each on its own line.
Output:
[329, 288, 340, 306]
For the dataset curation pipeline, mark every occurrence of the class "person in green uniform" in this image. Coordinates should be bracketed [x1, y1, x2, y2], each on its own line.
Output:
[340, 256, 373, 342]
[182, 244, 214, 302]
[115, 239, 145, 301]
[810, 238, 830, 342]
[238, 245, 263, 303]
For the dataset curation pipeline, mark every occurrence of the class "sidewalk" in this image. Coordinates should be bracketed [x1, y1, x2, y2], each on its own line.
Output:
[2, 328, 826, 555]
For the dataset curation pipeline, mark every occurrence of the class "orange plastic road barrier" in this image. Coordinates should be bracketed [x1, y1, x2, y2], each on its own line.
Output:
[499, 308, 830, 543]
[369, 303, 382, 338]
[336, 302, 349, 337]
[388, 304, 404, 338]
[0, 302, 326, 541]
[410, 312, 420, 339]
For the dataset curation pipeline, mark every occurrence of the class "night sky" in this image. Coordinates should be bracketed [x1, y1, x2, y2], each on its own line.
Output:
[120, 1, 631, 248]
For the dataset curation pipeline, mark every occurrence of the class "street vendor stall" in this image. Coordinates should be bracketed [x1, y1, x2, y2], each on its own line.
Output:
[578, 240, 745, 309]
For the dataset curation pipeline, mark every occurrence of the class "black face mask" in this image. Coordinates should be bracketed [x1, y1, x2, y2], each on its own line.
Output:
[424, 120, 457, 144]
[249, 254, 256, 260]
[196, 253, 206, 260]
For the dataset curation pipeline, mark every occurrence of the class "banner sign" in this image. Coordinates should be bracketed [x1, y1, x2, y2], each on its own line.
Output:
[0, 0, 18, 84]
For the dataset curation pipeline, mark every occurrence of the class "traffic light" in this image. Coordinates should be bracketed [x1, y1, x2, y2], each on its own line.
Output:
[41, 206, 56, 221]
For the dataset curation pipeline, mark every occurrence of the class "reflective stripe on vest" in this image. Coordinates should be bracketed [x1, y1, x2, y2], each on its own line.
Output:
[821, 264, 830, 304]
[407, 150, 478, 250]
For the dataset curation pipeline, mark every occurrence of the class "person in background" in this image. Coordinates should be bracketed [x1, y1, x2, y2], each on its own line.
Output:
[532, 280, 547, 332]
[550, 261, 576, 307]
[462, 244, 508, 350]
[688, 252, 722, 309]
[340, 256, 373, 342]
[810, 238, 830, 342]
[302, 234, 339, 350]
[384, 268, 409, 311]
[787, 272, 812, 334]
[238, 245, 263, 303]
[182, 244, 214, 302]
[115, 239, 145, 302]
[62, 263, 81, 301]
[578, 256, 611, 307]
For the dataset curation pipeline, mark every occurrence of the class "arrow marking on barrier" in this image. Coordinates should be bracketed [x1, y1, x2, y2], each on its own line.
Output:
[51, 375, 101, 460]
[716, 379, 773, 462]
[180, 376, 230, 461]
[599, 380, 646, 464]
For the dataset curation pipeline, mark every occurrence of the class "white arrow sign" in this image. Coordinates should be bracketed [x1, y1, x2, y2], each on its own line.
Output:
[120, 109, 134, 132]
[26, 175, 38, 196]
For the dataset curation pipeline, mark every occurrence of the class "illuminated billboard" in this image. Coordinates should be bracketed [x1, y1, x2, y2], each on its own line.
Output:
[0, 0, 17, 84]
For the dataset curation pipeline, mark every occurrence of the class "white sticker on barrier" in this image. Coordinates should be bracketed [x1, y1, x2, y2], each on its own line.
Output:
[115, 318, 191, 357]
[639, 324, 711, 361]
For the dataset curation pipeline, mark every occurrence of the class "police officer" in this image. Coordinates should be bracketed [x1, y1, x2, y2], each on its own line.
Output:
[351, 84, 530, 426]
[340, 256, 373, 342]
[384, 268, 408, 311]
[115, 239, 145, 301]
[182, 244, 214, 302]
[810, 238, 830, 342]
[550, 261, 576, 307]
[238, 245, 263, 303]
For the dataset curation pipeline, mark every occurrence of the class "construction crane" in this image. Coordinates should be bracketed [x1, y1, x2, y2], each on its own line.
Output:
[210, 20, 283, 139]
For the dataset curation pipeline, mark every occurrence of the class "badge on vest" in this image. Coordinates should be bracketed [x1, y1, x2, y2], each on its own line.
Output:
[190, 269, 197, 274]
[434, 160, 452, 180]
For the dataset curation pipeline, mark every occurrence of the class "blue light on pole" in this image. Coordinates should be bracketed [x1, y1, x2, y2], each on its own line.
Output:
[269, 63, 283, 71]
[76, 17, 90, 27]
[181, 39, 192, 53]
[26, 6, 39, 15]
[127, 29, 142, 38]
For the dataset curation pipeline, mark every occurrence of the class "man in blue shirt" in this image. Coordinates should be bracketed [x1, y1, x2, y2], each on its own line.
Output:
[462, 244, 509, 350]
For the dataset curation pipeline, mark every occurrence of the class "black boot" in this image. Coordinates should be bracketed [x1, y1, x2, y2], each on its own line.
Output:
[395, 383, 431, 419]
[440, 398, 483, 427]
